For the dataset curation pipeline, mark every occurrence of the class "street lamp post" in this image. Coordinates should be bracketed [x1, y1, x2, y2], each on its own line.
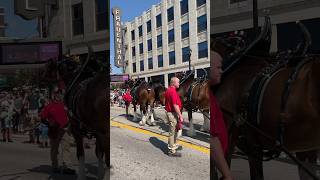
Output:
[188, 48, 192, 71]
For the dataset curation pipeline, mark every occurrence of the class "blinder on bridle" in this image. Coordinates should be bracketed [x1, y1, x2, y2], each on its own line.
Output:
[179, 70, 195, 84]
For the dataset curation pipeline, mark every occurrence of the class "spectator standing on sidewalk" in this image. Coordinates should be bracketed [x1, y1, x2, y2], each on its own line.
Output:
[39, 88, 75, 174]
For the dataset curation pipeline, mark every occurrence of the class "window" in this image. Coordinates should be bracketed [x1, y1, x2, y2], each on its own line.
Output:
[169, 51, 175, 65]
[158, 55, 163, 67]
[148, 39, 152, 51]
[72, 3, 84, 35]
[139, 25, 143, 37]
[95, 0, 107, 31]
[157, 34, 162, 48]
[140, 60, 144, 71]
[133, 62, 136, 73]
[148, 58, 153, 70]
[156, 14, 162, 28]
[167, 7, 174, 22]
[197, 0, 206, 7]
[139, 43, 143, 54]
[132, 46, 135, 57]
[147, 20, 152, 33]
[181, 23, 189, 39]
[182, 47, 190, 62]
[198, 41, 208, 58]
[168, 29, 174, 43]
[131, 30, 135, 41]
[197, 14, 207, 33]
[180, 0, 188, 15]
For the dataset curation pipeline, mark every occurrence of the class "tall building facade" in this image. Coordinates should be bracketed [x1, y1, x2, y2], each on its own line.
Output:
[211, 0, 320, 53]
[47, 0, 109, 60]
[0, 7, 5, 37]
[123, 0, 210, 87]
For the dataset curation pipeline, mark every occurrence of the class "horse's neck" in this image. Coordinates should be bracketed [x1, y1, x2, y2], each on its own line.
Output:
[307, 61, 320, 106]
[180, 78, 194, 95]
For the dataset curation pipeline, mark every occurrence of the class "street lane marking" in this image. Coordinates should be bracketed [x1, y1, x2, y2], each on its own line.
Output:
[111, 120, 209, 155]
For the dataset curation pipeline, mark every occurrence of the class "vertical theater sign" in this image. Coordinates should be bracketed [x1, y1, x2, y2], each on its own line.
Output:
[112, 7, 124, 68]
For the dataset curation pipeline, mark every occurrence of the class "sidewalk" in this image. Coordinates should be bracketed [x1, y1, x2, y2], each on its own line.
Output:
[110, 106, 210, 149]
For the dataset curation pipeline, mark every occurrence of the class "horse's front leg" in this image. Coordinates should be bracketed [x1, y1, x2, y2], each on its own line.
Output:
[132, 103, 138, 122]
[72, 126, 86, 180]
[187, 110, 196, 137]
[200, 109, 210, 133]
[247, 132, 264, 180]
[96, 134, 109, 180]
[147, 104, 156, 126]
[139, 104, 147, 126]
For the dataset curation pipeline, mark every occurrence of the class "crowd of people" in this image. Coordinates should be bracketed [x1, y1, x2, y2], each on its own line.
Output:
[0, 85, 76, 174]
[110, 88, 126, 107]
[0, 87, 48, 145]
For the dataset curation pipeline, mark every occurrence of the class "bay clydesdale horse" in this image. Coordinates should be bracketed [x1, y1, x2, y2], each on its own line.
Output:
[126, 79, 166, 126]
[212, 16, 320, 180]
[175, 70, 210, 137]
[43, 48, 109, 180]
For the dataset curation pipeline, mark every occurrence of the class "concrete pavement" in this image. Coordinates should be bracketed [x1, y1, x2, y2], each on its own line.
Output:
[0, 134, 108, 180]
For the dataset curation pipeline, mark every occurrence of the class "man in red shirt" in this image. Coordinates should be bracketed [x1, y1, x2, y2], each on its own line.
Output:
[210, 50, 233, 180]
[122, 89, 133, 117]
[164, 77, 183, 157]
[39, 87, 75, 174]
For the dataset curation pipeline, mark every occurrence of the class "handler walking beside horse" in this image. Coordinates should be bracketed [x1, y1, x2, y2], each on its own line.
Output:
[40, 88, 75, 174]
[164, 77, 183, 157]
[210, 50, 234, 180]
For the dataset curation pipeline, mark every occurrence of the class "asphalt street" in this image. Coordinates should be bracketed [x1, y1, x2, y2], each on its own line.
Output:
[110, 106, 302, 180]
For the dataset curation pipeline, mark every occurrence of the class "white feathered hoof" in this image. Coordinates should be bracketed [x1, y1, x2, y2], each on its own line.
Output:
[187, 129, 196, 137]
[139, 121, 145, 126]
[151, 122, 156, 126]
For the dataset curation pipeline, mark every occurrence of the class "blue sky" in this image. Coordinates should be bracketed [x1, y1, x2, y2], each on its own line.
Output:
[0, 0, 38, 38]
[110, 0, 161, 74]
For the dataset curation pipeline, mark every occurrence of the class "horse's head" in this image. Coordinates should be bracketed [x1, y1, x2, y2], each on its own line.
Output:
[152, 82, 166, 105]
[57, 56, 80, 83]
[125, 78, 143, 89]
[42, 58, 59, 82]
[211, 34, 247, 60]
[176, 70, 195, 85]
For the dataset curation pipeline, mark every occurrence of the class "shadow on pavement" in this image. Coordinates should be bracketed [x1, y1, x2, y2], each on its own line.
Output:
[149, 137, 167, 155]
[28, 165, 98, 180]
[157, 121, 210, 144]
